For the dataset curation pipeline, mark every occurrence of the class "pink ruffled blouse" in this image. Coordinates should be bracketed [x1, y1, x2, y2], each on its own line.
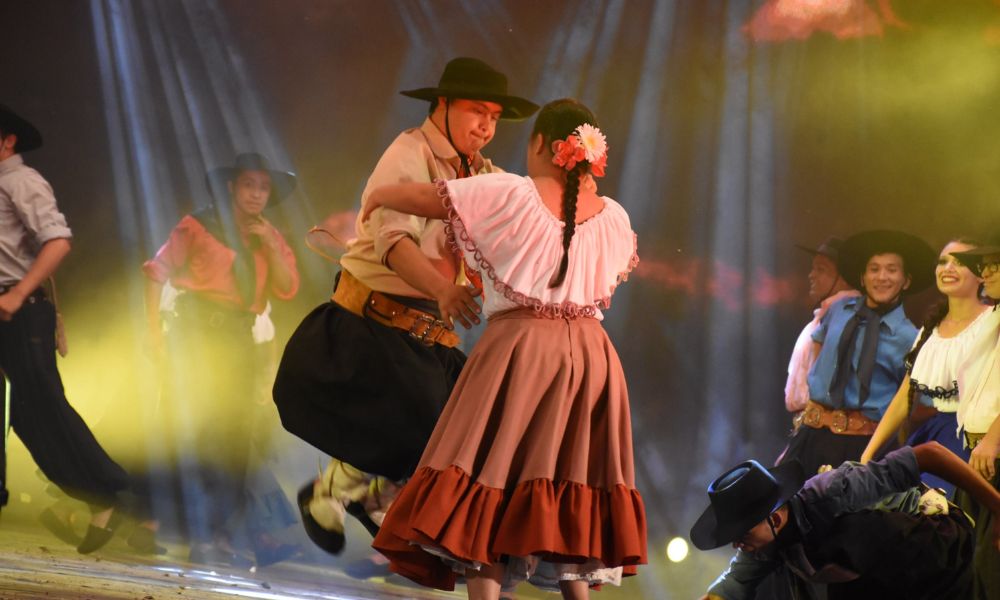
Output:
[439, 174, 638, 320]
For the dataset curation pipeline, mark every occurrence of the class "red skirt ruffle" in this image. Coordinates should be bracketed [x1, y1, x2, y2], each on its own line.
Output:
[373, 464, 647, 591]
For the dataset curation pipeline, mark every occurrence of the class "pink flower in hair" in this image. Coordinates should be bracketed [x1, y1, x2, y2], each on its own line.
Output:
[552, 136, 586, 171]
[590, 152, 607, 177]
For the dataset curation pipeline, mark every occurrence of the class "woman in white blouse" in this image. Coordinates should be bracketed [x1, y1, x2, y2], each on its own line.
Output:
[949, 244, 1000, 599]
[861, 239, 997, 495]
[364, 99, 645, 600]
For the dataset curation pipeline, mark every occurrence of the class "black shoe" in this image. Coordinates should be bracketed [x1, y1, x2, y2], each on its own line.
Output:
[297, 480, 345, 555]
[39, 507, 83, 546]
[127, 526, 167, 555]
[77, 509, 124, 554]
[346, 501, 380, 538]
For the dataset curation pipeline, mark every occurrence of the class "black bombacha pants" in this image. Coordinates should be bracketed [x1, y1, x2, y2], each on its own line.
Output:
[0, 292, 130, 510]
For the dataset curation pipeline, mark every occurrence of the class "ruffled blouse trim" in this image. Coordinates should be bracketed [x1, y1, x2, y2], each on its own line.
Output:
[436, 179, 639, 319]
[372, 464, 647, 591]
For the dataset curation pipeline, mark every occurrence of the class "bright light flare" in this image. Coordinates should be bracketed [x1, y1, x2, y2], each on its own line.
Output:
[666, 536, 689, 563]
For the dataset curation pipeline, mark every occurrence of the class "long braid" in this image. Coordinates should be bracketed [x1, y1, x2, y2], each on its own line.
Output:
[550, 164, 583, 288]
[533, 98, 600, 289]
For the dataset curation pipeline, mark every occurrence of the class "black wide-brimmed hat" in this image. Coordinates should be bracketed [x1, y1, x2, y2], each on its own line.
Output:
[205, 152, 297, 205]
[690, 459, 805, 551]
[795, 236, 844, 262]
[400, 57, 539, 121]
[951, 245, 1000, 277]
[837, 229, 936, 295]
[0, 104, 43, 153]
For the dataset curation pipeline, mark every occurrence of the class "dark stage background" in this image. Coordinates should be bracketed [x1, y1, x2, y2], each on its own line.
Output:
[3, 0, 1000, 596]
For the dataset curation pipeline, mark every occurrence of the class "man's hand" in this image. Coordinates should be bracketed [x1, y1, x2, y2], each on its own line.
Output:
[246, 220, 282, 253]
[698, 595, 724, 600]
[970, 436, 999, 481]
[434, 283, 482, 330]
[0, 290, 26, 321]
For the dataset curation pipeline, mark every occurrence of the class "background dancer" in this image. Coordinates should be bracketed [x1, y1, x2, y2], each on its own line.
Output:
[143, 152, 300, 567]
[694, 441, 1000, 599]
[945, 244, 1000, 599]
[779, 229, 936, 478]
[0, 103, 150, 554]
[862, 238, 993, 496]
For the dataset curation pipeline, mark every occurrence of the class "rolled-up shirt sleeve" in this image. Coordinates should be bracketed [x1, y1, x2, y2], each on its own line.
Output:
[143, 216, 196, 283]
[10, 170, 72, 244]
[362, 132, 435, 265]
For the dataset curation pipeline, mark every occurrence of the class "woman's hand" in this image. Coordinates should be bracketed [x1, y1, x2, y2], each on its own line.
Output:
[970, 435, 999, 481]
[433, 283, 482, 330]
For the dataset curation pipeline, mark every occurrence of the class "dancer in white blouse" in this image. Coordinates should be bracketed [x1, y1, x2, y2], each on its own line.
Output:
[861, 240, 994, 494]
[949, 243, 1000, 599]
[366, 99, 645, 600]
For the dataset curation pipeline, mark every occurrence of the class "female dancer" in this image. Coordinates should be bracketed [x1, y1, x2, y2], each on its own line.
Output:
[861, 239, 997, 496]
[365, 99, 646, 599]
[949, 244, 1000, 599]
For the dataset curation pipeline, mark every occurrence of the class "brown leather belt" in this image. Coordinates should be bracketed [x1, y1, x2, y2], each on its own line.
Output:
[800, 400, 877, 436]
[332, 270, 459, 348]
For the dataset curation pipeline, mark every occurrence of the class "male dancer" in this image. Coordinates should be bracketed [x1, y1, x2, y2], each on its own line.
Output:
[784, 237, 858, 417]
[780, 229, 935, 478]
[0, 103, 142, 553]
[273, 58, 538, 554]
[694, 441, 999, 599]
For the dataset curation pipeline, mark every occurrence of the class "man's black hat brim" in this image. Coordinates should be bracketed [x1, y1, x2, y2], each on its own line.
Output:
[205, 153, 297, 206]
[400, 57, 539, 121]
[837, 230, 936, 296]
[690, 460, 805, 551]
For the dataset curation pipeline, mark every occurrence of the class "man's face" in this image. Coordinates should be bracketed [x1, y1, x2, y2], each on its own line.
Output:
[808, 254, 841, 304]
[732, 517, 776, 555]
[439, 98, 502, 156]
[936, 241, 980, 299]
[980, 252, 1000, 300]
[0, 133, 16, 161]
[862, 252, 910, 306]
[229, 170, 271, 217]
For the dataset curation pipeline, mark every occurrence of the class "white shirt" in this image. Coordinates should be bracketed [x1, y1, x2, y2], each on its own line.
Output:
[956, 308, 1000, 435]
[911, 308, 999, 415]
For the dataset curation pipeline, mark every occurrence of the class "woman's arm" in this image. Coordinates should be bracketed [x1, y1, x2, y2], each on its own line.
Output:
[362, 182, 446, 222]
[913, 441, 1000, 550]
[861, 374, 912, 464]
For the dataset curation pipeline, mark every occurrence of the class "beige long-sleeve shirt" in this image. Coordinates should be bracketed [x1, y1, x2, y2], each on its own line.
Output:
[340, 118, 499, 298]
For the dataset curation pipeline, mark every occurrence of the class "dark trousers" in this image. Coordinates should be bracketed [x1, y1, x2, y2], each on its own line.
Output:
[0, 294, 129, 509]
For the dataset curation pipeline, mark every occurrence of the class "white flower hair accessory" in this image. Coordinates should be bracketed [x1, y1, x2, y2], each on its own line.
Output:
[551, 123, 609, 177]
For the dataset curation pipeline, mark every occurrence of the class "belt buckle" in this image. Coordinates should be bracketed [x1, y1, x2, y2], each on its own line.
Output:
[409, 313, 443, 345]
[208, 312, 225, 328]
[803, 405, 822, 429]
[830, 410, 849, 434]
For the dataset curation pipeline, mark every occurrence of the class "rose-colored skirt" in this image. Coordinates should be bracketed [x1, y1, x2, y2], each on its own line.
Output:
[372, 308, 647, 591]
